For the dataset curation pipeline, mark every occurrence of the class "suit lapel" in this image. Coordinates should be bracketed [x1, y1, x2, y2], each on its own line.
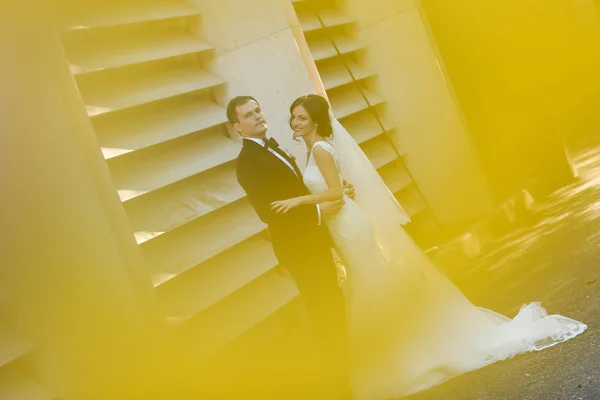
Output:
[270, 146, 303, 180]
[243, 139, 303, 181]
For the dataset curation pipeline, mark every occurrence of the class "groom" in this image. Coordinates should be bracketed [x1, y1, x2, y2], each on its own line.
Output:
[228, 96, 352, 398]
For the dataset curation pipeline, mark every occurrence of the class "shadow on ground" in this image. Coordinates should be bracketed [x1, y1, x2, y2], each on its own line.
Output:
[408, 138, 600, 400]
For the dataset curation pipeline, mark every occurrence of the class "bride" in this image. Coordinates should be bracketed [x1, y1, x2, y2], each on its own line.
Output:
[270, 94, 587, 399]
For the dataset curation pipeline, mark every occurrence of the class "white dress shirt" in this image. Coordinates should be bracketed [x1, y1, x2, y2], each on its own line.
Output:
[243, 137, 321, 225]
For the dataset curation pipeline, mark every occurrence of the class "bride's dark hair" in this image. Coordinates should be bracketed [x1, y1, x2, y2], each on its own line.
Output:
[289, 94, 333, 139]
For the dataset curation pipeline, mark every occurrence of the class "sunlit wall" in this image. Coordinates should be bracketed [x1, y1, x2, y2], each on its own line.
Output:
[421, 0, 600, 201]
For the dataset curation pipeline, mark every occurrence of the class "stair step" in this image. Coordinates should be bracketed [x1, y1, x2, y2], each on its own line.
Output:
[317, 8, 356, 29]
[298, 8, 353, 32]
[343, 111, 385, 144]
[319, 59, 375, 90]
[395, 185, 426, 217]
[141, 198, 266, 285]
[363, 87, 386, 107]
[308, 33, 364, 61]
[110, 130, 239, 202]
[380, 115, 396, 132]
[361, 136, 398, 169]
[379, 162, 412, 194]
[330, 86, 385, 120]
[308, 37, 337, 61]
[319, 59, 352, 90]
[64, 29, 213, 75]
[159, 235, 277, 319]
[348, 61, 376, 82]
[329, 85, 367, 119]
[217, 298, 305, 371]
[124, 162, 244, 245]
[94, 94, 227, 159]
[0, 369, 54, 400]
[77, 62, 225, 117]
[179, 268, 298, 358]
[297, 8, 321, 31]
[61, 0, 200, 31]
[0, 330, 32, 368]
[332, 32, 365, 56]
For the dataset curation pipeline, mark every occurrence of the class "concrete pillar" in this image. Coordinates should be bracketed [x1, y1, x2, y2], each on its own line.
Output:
[1, 8, 168, 398]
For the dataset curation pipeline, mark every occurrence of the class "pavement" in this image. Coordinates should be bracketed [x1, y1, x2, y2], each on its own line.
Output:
[406, 136, 600, 400]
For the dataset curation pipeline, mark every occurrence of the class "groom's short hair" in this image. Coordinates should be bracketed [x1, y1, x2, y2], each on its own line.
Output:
[226, 96, 260, 125]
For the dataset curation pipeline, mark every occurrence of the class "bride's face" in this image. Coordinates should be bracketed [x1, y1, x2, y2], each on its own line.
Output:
[291, 105, 316, 139]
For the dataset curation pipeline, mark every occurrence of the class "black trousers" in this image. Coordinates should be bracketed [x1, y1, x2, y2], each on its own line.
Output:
[272, 233, 351, 398]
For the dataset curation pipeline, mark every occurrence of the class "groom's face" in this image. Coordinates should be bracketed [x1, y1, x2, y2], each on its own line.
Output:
[233, 100, 268, 138]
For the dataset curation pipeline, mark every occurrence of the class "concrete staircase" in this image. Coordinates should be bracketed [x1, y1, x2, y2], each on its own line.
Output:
[0, 2, 446, 395]
[293, 0, 439, 237]
[57, 0, 300, 361]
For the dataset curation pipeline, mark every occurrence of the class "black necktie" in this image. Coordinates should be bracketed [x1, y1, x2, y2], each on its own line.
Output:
[263, 137, 279, 149]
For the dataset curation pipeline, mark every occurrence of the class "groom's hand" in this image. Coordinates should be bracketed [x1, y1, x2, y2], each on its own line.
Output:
[342, 180, 355, 200]
[319, 199, 345, 216]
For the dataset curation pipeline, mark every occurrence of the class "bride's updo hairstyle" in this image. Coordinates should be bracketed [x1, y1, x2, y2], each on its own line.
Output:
[289, 94, 333, 139]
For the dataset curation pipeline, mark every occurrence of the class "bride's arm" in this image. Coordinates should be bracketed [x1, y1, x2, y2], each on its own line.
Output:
[271, 146, 343, 214]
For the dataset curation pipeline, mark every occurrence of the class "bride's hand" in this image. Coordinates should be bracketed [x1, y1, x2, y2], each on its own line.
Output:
[342, 180, 355, 200]
[271, 198, 302, 214]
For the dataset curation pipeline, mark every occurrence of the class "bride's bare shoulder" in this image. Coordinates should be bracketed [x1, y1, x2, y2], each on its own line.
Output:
[313, 140, 336, 154]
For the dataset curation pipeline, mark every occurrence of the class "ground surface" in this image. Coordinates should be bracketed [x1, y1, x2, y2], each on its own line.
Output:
[407, 137, 600, 400]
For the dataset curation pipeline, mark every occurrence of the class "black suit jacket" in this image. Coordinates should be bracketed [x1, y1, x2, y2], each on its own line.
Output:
[236, 139, 331, 269]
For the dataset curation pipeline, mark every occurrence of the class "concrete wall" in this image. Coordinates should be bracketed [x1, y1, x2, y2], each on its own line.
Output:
[337, 0, 493, 227]
[2, 24, 168, 398]
[420, 0, 596, 200]
[189, 0, 318, 165]
[558, 0, 600, 140]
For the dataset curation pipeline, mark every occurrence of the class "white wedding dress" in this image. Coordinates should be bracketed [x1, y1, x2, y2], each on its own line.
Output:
[302, 140, 587, 400]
